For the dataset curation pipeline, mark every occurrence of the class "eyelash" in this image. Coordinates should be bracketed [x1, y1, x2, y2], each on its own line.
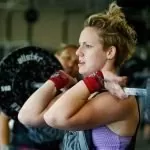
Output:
[85, 44, 92, 48]
[80, 44, 92, 49]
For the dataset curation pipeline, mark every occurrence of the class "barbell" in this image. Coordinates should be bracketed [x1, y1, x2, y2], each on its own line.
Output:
[0, 46, 150, 123]
[0, 46, 62, 120]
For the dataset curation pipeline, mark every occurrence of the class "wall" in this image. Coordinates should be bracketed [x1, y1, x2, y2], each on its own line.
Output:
[0, 7, 85, 52]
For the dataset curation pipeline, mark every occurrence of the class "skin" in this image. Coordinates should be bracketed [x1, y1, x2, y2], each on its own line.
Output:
[77, 27, 108, 76]
[18, 27, 139, 139]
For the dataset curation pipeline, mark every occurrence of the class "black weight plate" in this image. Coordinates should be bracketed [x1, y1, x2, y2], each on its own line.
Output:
[0, 46, 62, 120]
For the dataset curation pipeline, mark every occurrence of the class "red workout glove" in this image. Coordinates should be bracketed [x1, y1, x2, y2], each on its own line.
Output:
[83, 71, 104, 93]
[49, 70, 69, 90]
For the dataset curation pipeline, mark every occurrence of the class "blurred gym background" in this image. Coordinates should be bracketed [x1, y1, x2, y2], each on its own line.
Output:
[0, 0, 150, 149]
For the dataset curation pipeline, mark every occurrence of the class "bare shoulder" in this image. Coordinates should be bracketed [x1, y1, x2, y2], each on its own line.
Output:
[93, 91, 136, 104]
[89, 91, 138, 121]
[95, 91, 137, 106]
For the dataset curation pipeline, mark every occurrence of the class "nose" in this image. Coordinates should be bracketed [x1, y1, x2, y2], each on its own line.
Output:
[76, 46, 83, 56]
[76, 46, 84, 56]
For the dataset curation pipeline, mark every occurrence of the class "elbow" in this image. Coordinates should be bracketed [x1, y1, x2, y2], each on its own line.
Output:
[18, 111, 31, 126]
[18, 110, 40, 127]
[43, 112, 70, 129]
[18, 110, 33, 126]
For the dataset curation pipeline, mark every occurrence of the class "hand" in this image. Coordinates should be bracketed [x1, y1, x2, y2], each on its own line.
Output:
[102, 70, 128, 99]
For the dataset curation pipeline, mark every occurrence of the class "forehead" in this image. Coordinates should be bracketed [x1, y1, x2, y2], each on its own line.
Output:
[79, 27, 100, 44]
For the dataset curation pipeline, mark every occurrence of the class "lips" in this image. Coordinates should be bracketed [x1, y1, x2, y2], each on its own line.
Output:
[79, 59, 85, 63]
[78, 62, 85, 67]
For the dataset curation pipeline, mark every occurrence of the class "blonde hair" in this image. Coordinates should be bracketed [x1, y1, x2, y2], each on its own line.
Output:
[84, 1, 137, 67]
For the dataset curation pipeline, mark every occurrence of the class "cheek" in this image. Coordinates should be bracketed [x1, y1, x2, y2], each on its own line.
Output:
[90, 54, 106, 69]
[89, 62, 100, 72]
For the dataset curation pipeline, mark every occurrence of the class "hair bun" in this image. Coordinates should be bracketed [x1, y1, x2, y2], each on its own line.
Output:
[106, 2, 125, 20]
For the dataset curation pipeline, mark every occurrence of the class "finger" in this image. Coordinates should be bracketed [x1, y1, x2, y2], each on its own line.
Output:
[110, 83, 128, 99]
[115, 85, 128, 99]
[115, 76, 128, 86]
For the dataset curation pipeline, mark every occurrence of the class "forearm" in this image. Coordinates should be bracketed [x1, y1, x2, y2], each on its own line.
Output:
[44, 80, 90, 126]
[18, 80, 57, 126]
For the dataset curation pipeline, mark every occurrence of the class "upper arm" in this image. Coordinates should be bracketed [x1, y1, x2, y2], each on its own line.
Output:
[60, 92, 135, 130]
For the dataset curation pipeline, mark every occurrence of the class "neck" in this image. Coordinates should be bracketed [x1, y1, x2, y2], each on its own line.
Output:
[102, 62, 117, 74]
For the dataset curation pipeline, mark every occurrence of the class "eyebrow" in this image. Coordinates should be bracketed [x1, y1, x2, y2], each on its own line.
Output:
[79, 41, 88, 45]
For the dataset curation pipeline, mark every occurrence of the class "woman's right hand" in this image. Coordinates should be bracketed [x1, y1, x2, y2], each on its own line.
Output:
[58, 70, 77, 89]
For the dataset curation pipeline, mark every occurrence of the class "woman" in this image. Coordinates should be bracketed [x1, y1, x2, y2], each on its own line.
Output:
[18, 2, 139, 150]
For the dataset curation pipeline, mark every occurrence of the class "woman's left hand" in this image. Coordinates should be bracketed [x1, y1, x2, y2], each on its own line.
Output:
[102, 70, 128, 99]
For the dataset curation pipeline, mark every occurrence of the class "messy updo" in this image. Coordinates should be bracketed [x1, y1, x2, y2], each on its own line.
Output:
[84, 1, 137, 67]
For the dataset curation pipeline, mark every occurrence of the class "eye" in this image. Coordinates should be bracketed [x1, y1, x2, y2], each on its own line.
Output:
[79, 42, 93, 49]
[84, 43, 93, 48]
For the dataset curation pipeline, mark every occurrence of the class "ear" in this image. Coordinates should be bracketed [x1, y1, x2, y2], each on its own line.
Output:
[106, 46, 116, 60]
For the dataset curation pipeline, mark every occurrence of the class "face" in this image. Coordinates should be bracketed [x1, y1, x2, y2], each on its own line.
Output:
[56, 47, 79, 77]
[76, 27, 107, 76]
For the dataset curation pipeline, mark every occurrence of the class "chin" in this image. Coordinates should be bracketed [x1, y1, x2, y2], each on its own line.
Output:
[79, 69, 88, 76]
